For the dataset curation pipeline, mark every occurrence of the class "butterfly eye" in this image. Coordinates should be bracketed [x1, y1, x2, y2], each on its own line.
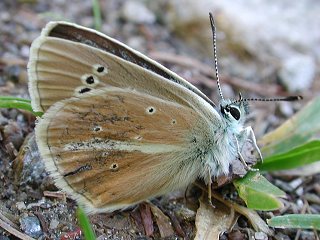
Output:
[220, 105, 230, 114]
[229, 106, 241, 121]
[220, 105, 241, 121]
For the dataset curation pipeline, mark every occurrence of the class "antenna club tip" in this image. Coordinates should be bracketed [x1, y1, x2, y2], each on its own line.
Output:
[286, 95, 303, 101]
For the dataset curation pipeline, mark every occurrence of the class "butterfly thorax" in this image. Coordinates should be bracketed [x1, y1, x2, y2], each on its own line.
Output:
[199, 99, 249, 179]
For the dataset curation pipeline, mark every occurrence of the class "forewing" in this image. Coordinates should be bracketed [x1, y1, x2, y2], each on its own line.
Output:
[28, 21, 214, 112]
[36, 87, 207, 213]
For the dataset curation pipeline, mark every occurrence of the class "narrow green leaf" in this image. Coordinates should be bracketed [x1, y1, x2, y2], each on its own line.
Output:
[92, 0, 102, 31]
[0, 96, 43, 117]
[259, 96, 320, 157]
[234, 171, 285, 211]
[0, 96, 31, 103]
[268, 214, 320, 230]
[257, 140, 320, 171]
[76, 207, 96, 240]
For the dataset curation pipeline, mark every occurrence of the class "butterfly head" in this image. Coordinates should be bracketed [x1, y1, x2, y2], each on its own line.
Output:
[219, 93, 249, 127]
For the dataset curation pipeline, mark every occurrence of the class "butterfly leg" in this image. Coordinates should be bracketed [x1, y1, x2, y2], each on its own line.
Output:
[242, 126, 263, 162]
[207, 167, 212, 205]
[234, 135, 251, 170]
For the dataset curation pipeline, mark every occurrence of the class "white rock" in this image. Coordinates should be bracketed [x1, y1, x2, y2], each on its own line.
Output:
[278, 101, 294, 117]
[122, 1, 156, 24]
[279, 54, 315, 92]
[212, 0, 320, 59]
[163, 0, 319, 83]
[255, 231, 268, 240]
[16, 202, 26, 210]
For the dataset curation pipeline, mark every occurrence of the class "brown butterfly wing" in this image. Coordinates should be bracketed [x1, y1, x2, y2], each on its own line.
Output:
[36, 87, 209, 213]
[28, 21, 214, 112]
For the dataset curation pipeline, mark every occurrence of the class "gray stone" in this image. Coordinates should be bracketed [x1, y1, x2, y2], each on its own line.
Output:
[49, 219, 59, 230]
[279, 54, 315, 92]
[164, 0, 319, 83]
[254, 231, 268, 240]
[20, 216, 42, 238]
[122, 1, 156, 24]
[0, 235, 10, 240]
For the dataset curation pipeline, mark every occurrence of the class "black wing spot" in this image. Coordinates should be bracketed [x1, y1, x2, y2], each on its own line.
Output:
[97, 66, 105, 73]
[93, 126, 102, 132]
[93, 64, 108, 76]
[64, 164, 92, 177]
[79, 87, 91, 94]
[146, 106, 156, 115]
[109, 163, 119, 172]
[86, 75, 95, 84]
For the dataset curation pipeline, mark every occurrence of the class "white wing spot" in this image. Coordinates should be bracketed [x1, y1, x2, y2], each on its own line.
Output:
[109, 163, 119, 172]
[102, 152, 109, 157]
[146, 106, 156, 115]
[93, 125, 102, 132]
[134, 135, 143, 141]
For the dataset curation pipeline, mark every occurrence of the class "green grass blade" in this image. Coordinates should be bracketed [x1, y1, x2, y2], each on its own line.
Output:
[76, 207, 96, 240]
[259, 96, 320, 157]
[234, 171, 285, 211]
[257, 140, 320, 171]
[92, 0, 102, 31]
[0, 96, 43, 117]
[268, 214, 320, 230]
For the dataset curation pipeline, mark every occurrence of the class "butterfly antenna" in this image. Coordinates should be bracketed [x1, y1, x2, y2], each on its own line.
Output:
[209, 12, 224, 100]
[232, 94, 303, 104]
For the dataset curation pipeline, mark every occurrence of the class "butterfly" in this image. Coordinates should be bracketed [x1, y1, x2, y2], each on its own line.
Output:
[28, 14, 273, 214]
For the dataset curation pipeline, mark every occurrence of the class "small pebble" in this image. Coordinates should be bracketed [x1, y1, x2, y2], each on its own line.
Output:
[296, 199, 304, 208]
[122, 1, 156, 24]
[274, 232, 290, 240]
[288, 178, 303, 189]
[278, 102, 294, 117]
[296, 186, 304, 196]
[16, 201, 26, 210]
[227, 230, 246, 240]
[299, 230, 316, 239]
[3, 120, 24, 150]
[0, 11, 10, 22]
[0, 114, 8, 126]
[4, 65, 22, 83]
[254, 231, 268, 240]
[20, 216, 42, 238]
[0, 236, 10, 240]
[20, 45, 30, 58]
[97, 235, 108, 240]
[49, 219, 59, 229]
[279, 54, 315, 92]
[175, 206, 196, 221]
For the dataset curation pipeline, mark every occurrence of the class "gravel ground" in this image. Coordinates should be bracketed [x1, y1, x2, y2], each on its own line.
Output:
[0, 1, 318, 239]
